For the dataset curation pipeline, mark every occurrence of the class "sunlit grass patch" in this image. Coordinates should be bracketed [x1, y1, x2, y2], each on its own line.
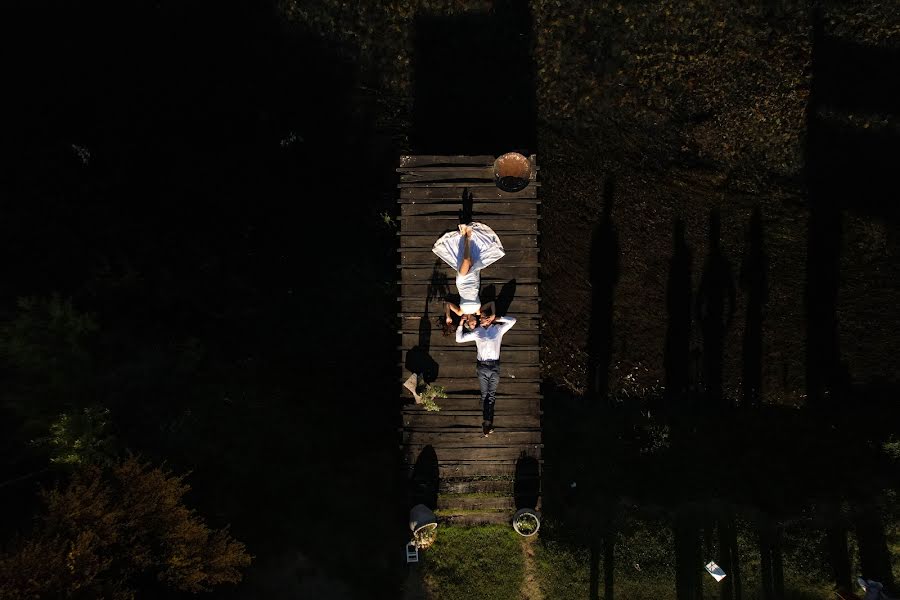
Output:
[534, 537, 592, 598]
[420, 524, 524, 600]
[534, 517, 676, 600]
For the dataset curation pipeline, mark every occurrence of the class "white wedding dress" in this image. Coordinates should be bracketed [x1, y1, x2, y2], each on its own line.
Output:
[432, 223, 505, 314]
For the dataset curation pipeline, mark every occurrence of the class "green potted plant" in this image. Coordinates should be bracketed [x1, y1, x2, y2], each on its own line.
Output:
[409, 504, 438, 549]
[403, 374, 445, 412]
[419, 384, 446, 412]
[512, 508, 540, 537]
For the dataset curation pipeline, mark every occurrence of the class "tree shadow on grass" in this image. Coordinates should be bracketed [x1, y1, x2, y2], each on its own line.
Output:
[664, 216, 693, 413]
[410, 445, 439, 511]
[411, 1, 536, 154]
[695, 209, 735, 408]
[740, 206, 767, 409]
[804, 7, 900, 408]
[675, 504, 703, 600]
[854, 505, 896, 592]
[587, 178, 619, 404]
[514, 451, 540, 510]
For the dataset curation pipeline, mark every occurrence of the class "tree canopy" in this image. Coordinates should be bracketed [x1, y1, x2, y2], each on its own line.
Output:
[0, 457, 251, 599]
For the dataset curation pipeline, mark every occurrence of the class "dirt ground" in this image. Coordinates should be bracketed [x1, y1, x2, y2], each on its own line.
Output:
[538, 126, 813, 405]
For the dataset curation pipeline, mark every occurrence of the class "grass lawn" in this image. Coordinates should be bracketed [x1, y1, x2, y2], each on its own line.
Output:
[420, 525, 524, 600]
[533, 515, 840, 600]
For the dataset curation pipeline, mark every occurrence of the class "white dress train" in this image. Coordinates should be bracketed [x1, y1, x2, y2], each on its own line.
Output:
[431, 222, 505, 314]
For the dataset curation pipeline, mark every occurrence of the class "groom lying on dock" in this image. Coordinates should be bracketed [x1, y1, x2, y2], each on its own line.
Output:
[455, 302, 517, 437]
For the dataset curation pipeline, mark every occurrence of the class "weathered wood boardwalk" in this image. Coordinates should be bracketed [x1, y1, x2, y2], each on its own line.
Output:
[398, 155, 542, 525]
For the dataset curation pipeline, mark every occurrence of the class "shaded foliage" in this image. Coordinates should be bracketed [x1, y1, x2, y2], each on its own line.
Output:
[32, 406, 116, 467]
[0, 457, 251, 599]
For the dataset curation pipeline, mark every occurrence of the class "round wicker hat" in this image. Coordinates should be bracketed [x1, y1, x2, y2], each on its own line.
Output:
[493, 152, 532, 192]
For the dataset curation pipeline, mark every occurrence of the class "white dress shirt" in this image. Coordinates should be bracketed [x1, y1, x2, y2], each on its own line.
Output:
[455, 316, 517, 361]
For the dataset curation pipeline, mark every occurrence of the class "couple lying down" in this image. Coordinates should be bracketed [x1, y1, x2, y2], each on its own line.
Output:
[432, 223, 517, 437]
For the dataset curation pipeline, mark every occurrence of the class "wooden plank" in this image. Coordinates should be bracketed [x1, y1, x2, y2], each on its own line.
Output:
[441, 480, 514, 495]
[402, 396, 540, 411]
[399, 196, 539, 206]
[397, 322, 541, 336]
[399, 168, 538, 184]
[439, 479, 540, 495]
[400, 297, 539, 315]
[410, 391, 542, 401]
[404, 430, 541, 445]
[403, 446, 542, 461]
[400, 412, 540, 423]
[399, 280, 540, 296]
[398, 325, 540, 337]
[401, 413, 541, 428]
[398, 154, 537, 167]
[398, 230, 537, 239]
[400, 332, 539, 348]
[400, 202, 538, 216]
[399, 326, 538, 338]
[398, 313, 540, 325]
[400, 234, 537, 249]
[400, 186, 538, 201]
[404, 461, 541, 478]
[398, 181, 541, 189]
[400, 295, 539, 310]
[436, 512, 512, 525]
[400, 348, 539, 364]
[436, 495, 515, 511]
[398, 165, 538, 176]
[402, 363, 540, 379]
[399, 167, 493, 183]
[398, 165, 493, 176]
[400, 266, 539, 282]
[400, 248, 535, 265]
[398, 214, 538, 233]
[399, 155, 496, 168]
[397, 313, 540, 326]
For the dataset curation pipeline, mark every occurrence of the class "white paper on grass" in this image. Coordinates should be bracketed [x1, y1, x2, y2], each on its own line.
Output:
[405, 542, 419, 563]
[705, 561, 727, 582]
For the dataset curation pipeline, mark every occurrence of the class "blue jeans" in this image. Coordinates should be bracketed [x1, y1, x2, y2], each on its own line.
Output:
[477, 360, 500, 423]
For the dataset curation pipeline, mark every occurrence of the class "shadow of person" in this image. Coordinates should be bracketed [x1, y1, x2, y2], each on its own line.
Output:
[460, 187, 474, 225]
[496, 279, 518, 317]
[855, 504, 896, 592]
[674, 504, 703, 600]
[664, 217, 693, 412]
[587, 178, 620, 404]
[589, 497, 617, 600]
[480, 283, 497, 306]
[513, 452, 540, 510]
[759, 515, 785, 600]
[717, 504, 743, 600]
[740, 206, 767, 408]
[410, 445, 439, 510]
[696, 209, 735, 408]
[405, 303, 439, 384]
[427, 259, 449, 304]
[406, 263, 445, 385]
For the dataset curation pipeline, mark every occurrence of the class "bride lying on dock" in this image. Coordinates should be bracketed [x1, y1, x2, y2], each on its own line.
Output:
[432, 222, 505, 331]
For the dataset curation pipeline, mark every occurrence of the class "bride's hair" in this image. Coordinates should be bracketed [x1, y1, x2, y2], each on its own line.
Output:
[436, 314, 455, 337]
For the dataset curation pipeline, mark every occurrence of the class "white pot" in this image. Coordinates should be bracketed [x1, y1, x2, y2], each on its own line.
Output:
[512, 508, 540, 537]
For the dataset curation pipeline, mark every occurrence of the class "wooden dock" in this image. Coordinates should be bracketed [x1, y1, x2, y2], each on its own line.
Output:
[397, 154, 542, 525]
